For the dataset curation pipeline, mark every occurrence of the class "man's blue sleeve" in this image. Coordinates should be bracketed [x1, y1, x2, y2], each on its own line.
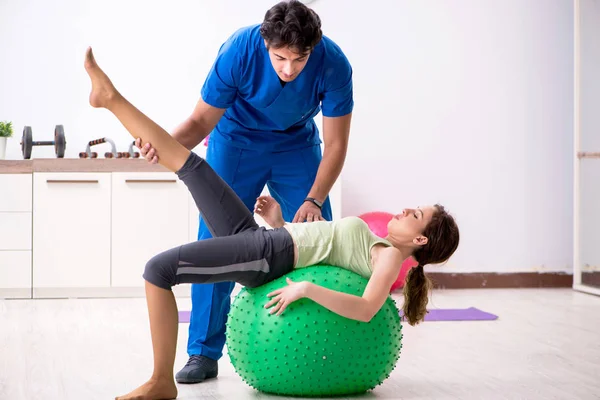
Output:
[320, 54, 354, 118]
[201, 38, 241, 109]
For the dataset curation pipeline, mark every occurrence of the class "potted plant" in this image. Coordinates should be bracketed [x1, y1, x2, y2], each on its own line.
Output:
[0, 121, 13, 160]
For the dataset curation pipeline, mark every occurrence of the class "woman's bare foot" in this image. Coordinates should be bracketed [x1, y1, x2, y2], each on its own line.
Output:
[115, 376, 178, 400]
[84, 46, 119, 109]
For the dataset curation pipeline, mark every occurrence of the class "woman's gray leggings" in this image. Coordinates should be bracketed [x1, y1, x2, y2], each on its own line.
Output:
[142, 152, 295, 290]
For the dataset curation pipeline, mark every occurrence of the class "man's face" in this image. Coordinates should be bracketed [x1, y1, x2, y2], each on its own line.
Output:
[265, 41, 311, 82]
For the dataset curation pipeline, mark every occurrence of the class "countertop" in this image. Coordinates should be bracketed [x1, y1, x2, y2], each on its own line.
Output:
[0, 159, 170, 173]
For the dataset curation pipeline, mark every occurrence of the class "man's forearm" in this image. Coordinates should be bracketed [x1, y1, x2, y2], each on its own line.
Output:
[307, 143, 347, 203]
[170, 98, 227, 150]
[171, 118, 212, 150]
[307, 113, 352, 203]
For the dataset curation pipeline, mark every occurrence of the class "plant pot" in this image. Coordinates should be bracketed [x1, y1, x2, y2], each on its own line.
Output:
[0, 137, 6, 160]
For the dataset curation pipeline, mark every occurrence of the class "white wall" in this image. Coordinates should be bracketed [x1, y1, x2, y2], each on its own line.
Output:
[0, 0, 574, 273]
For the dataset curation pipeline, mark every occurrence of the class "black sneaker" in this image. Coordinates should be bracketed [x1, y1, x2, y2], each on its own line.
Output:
[175, 355, 218, 384]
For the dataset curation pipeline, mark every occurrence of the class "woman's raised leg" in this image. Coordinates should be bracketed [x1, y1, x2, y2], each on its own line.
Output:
[83, 47, 257, 237]
[84, 47, 190, 173]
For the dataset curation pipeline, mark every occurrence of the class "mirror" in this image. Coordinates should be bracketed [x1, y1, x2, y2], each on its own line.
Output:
[574, 0, 600, 295]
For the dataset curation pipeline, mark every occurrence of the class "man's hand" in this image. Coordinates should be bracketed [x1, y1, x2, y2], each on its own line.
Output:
[135, 138, 158, 164]
[254, 196, 285, 228]
[292, 201, 324, 223]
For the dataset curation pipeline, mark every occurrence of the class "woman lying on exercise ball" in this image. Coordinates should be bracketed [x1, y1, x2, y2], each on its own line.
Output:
[84, 47, 460, 400]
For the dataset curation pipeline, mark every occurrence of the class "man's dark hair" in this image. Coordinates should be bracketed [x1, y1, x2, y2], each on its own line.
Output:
[260, 0, 322, 54]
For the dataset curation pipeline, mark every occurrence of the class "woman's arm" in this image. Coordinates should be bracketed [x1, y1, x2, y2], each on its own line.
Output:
[266, 247, 402, 322]
[303, 248, 402, 322]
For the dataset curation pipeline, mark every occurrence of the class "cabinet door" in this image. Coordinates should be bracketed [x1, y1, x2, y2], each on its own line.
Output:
[0, 213, 32, 298]
[0, 251, 32, 298]
[0, 174, 32, 212]
[32, 173, 111, 291]
[111, 173, 189, 287]
[0, 213, 32, 250]
[0, 174, 33, 298]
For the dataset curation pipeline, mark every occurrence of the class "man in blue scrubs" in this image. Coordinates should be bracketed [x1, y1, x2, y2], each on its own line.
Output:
[138, 0, 353, 383]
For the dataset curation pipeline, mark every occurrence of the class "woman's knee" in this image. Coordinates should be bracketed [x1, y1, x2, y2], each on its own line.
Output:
[142, 249, 179, 290]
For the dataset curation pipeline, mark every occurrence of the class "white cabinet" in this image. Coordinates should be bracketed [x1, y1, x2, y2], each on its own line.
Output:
[111, 172, 190, 288]
[32, 173, 112, 297]
[0, 174, 32, 299]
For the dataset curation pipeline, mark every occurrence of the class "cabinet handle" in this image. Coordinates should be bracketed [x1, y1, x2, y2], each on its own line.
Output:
[125, 179, 177, 183]
[46, 179, 99, 183]
[578, 152, 600, 159]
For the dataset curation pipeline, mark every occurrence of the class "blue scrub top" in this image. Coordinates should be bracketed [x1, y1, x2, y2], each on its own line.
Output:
[200, 24, 354, 152]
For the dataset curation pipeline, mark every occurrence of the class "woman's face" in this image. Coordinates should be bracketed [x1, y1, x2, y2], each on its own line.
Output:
[387, 206, 436, 246]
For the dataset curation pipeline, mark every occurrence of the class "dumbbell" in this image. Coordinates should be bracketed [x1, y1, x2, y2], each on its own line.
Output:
[79, 137, 119, 158]
[21, 125, 67, 159]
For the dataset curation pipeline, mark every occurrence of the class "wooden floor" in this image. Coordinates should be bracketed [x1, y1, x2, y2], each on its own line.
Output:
[1, 288, 599, 400]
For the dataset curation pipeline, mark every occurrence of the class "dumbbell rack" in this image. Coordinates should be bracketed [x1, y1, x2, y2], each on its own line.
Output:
[79, 138, 140, 159]
[79, 137, 117, 158]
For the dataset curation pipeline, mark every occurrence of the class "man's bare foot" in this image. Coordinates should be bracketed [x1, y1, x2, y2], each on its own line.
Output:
[84, 46, 119, 109]
[115, 377, 178, 400]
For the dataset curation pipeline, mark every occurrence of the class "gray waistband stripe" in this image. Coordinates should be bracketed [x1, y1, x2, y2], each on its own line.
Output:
[176, 258, 270, 276]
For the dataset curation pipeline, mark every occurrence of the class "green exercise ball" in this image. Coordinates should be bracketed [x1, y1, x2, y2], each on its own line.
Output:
[225, 265, 403, 397]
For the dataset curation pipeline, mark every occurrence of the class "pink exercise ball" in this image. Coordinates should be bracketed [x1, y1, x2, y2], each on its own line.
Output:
[358, 211, 418, 291]
[391, 258, 418, 291]
[359, 211, 394, 238]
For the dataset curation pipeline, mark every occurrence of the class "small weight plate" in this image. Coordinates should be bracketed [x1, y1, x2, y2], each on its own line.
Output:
[22, 126, 33, 159]
[54, 125, 66, 158]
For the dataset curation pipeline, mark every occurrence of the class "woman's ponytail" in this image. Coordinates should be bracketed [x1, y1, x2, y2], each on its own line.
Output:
[402, 264, 432, 326]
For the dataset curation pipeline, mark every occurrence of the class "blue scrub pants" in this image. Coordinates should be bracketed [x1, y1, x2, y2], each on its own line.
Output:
[186, 138, 333, 360]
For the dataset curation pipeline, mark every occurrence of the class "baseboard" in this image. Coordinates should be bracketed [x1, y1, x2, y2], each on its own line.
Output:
[0, 288, 31, 299]
[427, 272, 573, 289]
[582, 271, 600, 287]
[3, 272, 580, 300]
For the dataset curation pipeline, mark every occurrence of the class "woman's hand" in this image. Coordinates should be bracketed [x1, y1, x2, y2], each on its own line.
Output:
[254, 195, 285, 228]
[264, 278, 309, 316]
